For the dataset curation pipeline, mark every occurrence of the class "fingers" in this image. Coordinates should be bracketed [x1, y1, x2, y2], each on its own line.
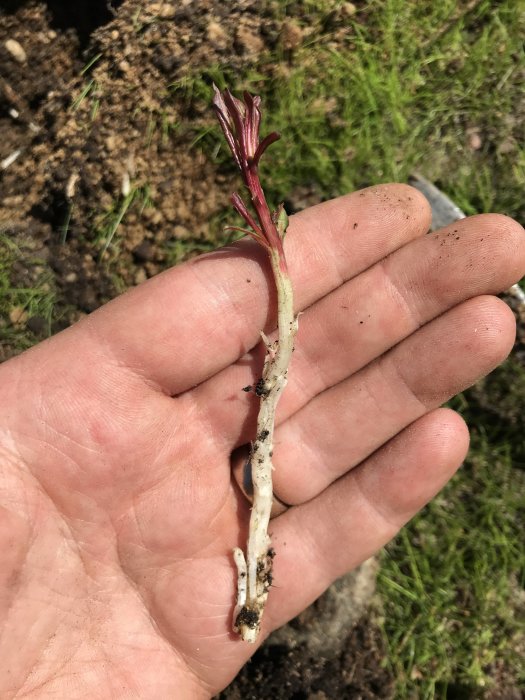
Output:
[272, 295, 515, 504]
[264, 408, 469, 633]
[196, 213, 525, 448]
[83, 184, 431, 394]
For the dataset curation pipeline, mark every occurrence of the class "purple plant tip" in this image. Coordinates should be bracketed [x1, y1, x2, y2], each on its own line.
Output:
[213, 85, 286, 261]
[212, 85, 280, 168]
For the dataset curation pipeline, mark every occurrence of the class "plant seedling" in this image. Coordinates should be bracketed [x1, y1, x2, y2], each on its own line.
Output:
[213, 86, 298, 643]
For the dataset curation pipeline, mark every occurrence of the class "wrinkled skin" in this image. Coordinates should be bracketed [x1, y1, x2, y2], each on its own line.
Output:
[0, 185, 524, 698]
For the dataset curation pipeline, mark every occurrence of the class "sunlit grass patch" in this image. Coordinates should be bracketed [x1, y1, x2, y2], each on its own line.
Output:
[380, 403, 525, 697]
[188, 0, 525, 224]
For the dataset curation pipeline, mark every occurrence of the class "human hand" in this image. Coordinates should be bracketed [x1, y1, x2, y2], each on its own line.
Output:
[1, 184, 523, 698]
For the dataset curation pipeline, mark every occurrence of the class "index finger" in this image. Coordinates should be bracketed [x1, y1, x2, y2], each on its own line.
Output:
[83, 184, 431, 394]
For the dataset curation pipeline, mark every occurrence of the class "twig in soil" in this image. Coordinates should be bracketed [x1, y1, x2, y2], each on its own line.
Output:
[213, 86, 298, 643]
[1, 149, 22, 171]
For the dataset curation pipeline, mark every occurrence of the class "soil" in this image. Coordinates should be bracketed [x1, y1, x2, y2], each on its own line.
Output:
[216, 622, 393, 700]
[0, 0, 354, 339]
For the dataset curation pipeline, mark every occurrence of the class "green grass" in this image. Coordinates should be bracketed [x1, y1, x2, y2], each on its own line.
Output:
[378, 357, 525, 698]
[95, 183, 153, 257]
[174, 0, 524, 227]
[0, 234, 57, 353]
[70, 51, 102, 116]
[380, 430, 525, 697]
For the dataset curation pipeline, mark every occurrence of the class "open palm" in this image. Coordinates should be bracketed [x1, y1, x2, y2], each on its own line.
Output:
[1, 185, 523, 698]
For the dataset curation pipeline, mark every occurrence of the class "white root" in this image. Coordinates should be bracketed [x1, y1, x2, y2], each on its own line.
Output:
[233, 248, 298, 643]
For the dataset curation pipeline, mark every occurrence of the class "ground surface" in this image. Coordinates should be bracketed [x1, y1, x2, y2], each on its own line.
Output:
[1, 1, 524, 697]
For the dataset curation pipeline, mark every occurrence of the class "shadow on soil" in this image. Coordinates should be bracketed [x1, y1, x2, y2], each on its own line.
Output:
[2, 0, 123, 45]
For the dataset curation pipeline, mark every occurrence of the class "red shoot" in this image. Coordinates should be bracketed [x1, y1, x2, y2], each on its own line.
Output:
[212, 85, 286, 265]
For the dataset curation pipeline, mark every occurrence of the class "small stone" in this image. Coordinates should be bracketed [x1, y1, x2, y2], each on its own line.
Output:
[26, 315, 47, 335]
[173, 224, 191, 239]
[3, 195, 24, 208]
[152, 53, 181, 74]
[158, 4, 176, 19]
[65, 272, 77, 283]
[9, 306, 28, 325]
[118, 60, 130, 74]
[207, 20, 228, 49]
[134, 268, 147, 285]
[175, 201, 191, 220]
[235, 26, 265, 56]
[132, 240, 155, 262]
[194, 200, 213, 218]
[281, 20, 304, 51]
[342, 2, 357, 15]
[497, 138, 515, 155]
[5, 39, 27, 63]
[111, 30, 119, 40]
[37, 31, 50, 45]
[142, 208, 163, 225]
[467, 128, 482, 151]
[149, 2, 176, 18]
[78, 288, 98, 312]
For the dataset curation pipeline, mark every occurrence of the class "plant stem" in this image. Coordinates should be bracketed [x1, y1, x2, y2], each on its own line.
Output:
[211, 85, 296, 642]
[233, 247, 298, 643]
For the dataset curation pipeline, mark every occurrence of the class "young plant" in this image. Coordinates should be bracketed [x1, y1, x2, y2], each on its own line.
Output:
[213, 86, 298, 643]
